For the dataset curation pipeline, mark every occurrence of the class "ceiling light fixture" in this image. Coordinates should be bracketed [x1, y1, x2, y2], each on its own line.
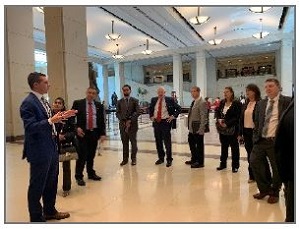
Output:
[105, 20, 121, 41]
[112, 44, 124, 59]
[189, 7, 210, 25]
[142, 39, 153, 55]
[252, 18, 269, 39]
[249, 7, 272, 13]
[208, 26, 223, 45]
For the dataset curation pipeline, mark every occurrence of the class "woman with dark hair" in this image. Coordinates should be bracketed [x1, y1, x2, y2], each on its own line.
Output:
[52, 97, 77, 197]
[238, 84, 261, 183]
[215, 87, 241, 173]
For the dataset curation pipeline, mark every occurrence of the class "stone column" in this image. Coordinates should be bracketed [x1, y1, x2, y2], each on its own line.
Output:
[5, 6, 35, 140]
[114, 62, 125, 98]
[196, 51, 208, 98]
[173, 53, 183, 105]
[280, 37, 293, 96]
[44, 6, 89, 108]
[102, 65, 109, 105]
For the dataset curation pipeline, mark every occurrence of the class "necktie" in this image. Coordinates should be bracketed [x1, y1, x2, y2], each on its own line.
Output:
[41, 96, 56, 135]
[41, 96, 52, 118]
[262, 99, 275, 137]
[156, 98, 163, 122]
[88, 102, 93, 130]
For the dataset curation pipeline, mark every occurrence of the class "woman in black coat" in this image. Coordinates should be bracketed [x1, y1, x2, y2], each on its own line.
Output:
[52, 97, 77, 197]
[215, 87, 241, 173]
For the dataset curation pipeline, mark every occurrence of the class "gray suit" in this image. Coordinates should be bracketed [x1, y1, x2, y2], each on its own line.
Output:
[187, 97, 207, 165]
[116, 97, 140, 162]
[251, 94, 291, 195]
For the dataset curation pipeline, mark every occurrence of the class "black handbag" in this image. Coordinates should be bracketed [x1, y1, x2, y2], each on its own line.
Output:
[216, 122, 235, 135]
[59, 143, 78, 162]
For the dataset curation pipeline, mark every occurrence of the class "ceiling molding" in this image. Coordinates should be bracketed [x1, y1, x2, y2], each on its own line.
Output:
[171, 7, 205, 42]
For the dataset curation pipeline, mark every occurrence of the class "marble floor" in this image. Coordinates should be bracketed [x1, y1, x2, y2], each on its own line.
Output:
[5, 113, 288, 223]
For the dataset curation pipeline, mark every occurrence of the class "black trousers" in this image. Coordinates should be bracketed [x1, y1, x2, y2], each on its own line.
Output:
[243, 128, 255, 180]
[119, 124, 138, 161]
[75, 130, 98, 179]
[188, 133, 204, 165]
[153, 120, 172, 162]
[28, 155, 58, 222]
[284, 181, 294, 222]
[62, 161, 71, 191]
[219, 133, 240, 169]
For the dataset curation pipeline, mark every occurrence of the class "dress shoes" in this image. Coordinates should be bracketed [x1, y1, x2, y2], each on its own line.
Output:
[216, 165, 227, 171]
[166, 161, 172, 167]
[267, 195, 279, 204]
[155, 159, 164, 165]
[185, 160, 193, 165]
[88, 174, 102, 181]
[253, 192, 269, 199]
[76, 179, 86, 186]
[44, 211, 70, 220]
[131, 160, 136, 166]
[120, 160, 128, 166]
[191, 162, 204, 168]
[232, 168, 238, 173]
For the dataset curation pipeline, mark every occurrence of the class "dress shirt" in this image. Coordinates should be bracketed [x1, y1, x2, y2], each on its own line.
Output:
[154, 97, 169, 119]
[264, 93, 280, 138]
[244, 101, 256, 128]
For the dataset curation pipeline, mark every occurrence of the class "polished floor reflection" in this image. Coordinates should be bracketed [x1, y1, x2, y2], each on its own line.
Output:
[5, 113, 286, 222]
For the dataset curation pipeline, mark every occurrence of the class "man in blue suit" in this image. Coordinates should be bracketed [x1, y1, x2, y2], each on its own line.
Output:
[149, 86, 181, 167]
[20, 72, 77, 222]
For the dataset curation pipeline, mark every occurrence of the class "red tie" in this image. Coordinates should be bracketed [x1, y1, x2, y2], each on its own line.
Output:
[156, 98, 163, 122]
[88, 102, 93, 130]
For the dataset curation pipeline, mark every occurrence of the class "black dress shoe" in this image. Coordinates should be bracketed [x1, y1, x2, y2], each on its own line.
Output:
[76, 179, 86, 186]
[120, 160, 128, 166]
[191, 162, 203, 168]
[166, 161, 172, 167]
[155, 159, 164, 165]
[131, 160, 136, 166]
[232, 168, 238, 173]
[88, 174, 102, 181]
[185, 160, 193, 165]
[216, 165, 227, 170]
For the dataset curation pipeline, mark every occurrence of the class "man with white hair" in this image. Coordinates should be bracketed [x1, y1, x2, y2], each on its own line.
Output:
[149, 86, 181, 167]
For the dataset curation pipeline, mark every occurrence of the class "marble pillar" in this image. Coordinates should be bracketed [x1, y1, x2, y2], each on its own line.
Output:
[196, 51, 208, 98]
[5, 6, 35, 139]
[173, 54, 183, 105]
[44, 6, 89, 108]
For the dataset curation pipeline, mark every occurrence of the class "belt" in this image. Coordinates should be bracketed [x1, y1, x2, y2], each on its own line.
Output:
[262, 137, 275, 141]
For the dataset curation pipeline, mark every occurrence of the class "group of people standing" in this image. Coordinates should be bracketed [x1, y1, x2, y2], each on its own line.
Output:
[214, 78, 293, 222]
[20, 71, 294, 222]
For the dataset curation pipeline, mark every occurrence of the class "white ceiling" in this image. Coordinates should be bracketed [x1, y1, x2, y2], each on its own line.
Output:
[32, 6, 294, 65]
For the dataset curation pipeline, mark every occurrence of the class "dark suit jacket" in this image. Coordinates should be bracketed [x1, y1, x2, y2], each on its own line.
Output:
[20, 92, 57, 163]
[253, 94, 291, 144]
[149, 96, 181, 128]
[71, 99, 106, 138]
[274, 98, 294, 182]
[215, 99, 241, 135]
[116, 97, 140, 132]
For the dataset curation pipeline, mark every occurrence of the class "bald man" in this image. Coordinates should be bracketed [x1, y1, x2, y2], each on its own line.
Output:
[149, 87, 181, 167]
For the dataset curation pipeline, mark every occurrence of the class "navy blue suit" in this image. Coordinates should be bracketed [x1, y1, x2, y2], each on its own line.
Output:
[149, 96, 181, 162]
[20, 92, 59, 222]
